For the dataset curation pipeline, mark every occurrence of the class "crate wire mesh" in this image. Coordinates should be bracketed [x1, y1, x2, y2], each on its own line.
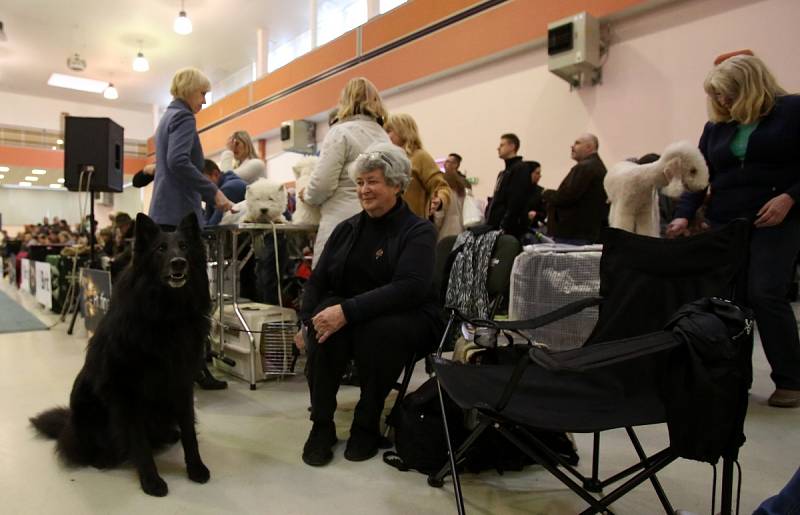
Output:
[509, 247, 602, 351]
[259, 320, 298, 377]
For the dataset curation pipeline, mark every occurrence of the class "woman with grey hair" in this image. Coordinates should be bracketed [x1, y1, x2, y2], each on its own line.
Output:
[295, 142, 442, 466]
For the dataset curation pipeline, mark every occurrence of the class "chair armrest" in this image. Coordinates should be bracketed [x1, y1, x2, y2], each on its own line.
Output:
[491, 296, 603, 331]
[528, 331, 680, 372]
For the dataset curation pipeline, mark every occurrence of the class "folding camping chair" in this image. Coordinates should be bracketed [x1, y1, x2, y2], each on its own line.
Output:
[427, 220, 752, 515]
[383, 232, 521, 436]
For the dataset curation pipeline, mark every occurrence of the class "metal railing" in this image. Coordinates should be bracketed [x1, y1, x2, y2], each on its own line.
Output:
[0, 124, 147, 157]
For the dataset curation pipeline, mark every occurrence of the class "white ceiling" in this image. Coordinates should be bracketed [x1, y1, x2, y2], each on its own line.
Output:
[0, 0, 310, 112]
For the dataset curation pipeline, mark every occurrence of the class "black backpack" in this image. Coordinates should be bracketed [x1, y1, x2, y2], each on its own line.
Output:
[384, 377, 465, 474]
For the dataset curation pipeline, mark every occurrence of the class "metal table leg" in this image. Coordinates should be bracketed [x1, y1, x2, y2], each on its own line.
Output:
[230, 229, 258, 390]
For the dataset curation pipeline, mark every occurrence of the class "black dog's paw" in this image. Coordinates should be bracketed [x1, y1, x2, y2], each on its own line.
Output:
[187, 461, 210, 483]
[140, 474, 168, 497]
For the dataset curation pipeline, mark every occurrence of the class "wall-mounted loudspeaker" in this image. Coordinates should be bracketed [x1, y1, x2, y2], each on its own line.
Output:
[64, 117, 124, 192]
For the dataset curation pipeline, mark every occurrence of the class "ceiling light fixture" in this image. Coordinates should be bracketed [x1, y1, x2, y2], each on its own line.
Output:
[19, 182, 32, 187]
[25, 176, 39, 182]
[174, 1, 193, 35]
[56, 139, 64, 145]
[57, 178, 65, 184]
[32, 169, 47, 175]
[133, 40, 149, 72]
[104, 83, 119, 100]
[48, 73, 109, 93]
[0, 166, 9, 172]
[49, 184, 63, 189]
[0, 175, 5, 180]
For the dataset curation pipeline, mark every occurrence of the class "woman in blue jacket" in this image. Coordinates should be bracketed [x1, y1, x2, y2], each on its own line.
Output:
[150, 67, 233, 229]
[668, 54, 800, 408]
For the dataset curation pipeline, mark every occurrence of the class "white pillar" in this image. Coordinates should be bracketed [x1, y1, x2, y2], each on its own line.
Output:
[309, 0, 318, 48]
[256, 28, 266, 78]
[367, 0, 379, 18]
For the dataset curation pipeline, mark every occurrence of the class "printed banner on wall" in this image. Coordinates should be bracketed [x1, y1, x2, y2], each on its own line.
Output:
[20, 259, 32, 294]
[80, 268, 112, 335]
[35, 261, 53, 309]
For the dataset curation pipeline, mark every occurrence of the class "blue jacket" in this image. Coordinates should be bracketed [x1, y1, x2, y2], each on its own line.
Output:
[676, 95, 800, 223]
[150, 99, 217, 227]
[205, 171, 247, 225]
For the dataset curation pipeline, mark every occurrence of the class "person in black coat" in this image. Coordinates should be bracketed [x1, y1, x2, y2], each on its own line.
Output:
[295, 142, 442, 466]
[486, 133, 538, 239]
[668, 53, 800, 408]
[543, 134, 608, 244]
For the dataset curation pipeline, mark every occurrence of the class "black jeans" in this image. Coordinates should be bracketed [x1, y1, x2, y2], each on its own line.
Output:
[306, 297, 436, 436]
[747, 216, 800, 389]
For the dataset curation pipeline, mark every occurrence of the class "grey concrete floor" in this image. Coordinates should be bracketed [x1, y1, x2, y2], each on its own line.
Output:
[1, 281, 797, 514]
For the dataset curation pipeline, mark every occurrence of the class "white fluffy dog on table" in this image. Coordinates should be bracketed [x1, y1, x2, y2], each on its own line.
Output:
[291, 156, 321, 225]
[221, 178, 288, 225]
[604, 141, 709, 237]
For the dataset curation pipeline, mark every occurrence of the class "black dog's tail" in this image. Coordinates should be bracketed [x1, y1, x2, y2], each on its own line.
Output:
[30, 407, 71, 439]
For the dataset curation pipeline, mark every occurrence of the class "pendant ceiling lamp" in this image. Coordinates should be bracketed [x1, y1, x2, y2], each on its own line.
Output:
[173, 0, 192, 35]
[133, 40, 149, 72]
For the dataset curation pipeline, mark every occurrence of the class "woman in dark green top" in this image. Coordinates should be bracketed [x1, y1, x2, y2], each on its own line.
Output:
[669, 54, 800, 408]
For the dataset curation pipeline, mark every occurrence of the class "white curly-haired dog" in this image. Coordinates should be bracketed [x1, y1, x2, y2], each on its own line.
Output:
[220, 178, 287, 225]
[604, 141, 709, 237]
[291, 156, 320, 225]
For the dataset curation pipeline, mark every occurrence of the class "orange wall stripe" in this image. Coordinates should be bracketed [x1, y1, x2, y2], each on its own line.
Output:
[362, 0, 482, 53]
[156, 0, 645, 155]
[0, 145, 148, 177]
[249, 31, 357, 116]
[195, 87, 252, 129]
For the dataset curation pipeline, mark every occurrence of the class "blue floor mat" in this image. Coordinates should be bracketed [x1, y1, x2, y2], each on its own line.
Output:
[0, 289, 48, 333]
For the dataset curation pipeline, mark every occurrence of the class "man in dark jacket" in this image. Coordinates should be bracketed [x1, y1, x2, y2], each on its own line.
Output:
[486, 133, 538, 239]
[202, 159, 247, 225]
[544, 133, 608, 244]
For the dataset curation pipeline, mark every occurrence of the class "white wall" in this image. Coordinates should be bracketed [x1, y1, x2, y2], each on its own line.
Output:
[378, 0, 800, 198]
[0, 90, 154, 141]
[1, 186, 144, 234]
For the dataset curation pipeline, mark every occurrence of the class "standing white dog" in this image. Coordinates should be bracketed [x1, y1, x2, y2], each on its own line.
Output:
[604, 141, 709, 236]
[220, 178, 288, 225]
[291, 156, 321, 225]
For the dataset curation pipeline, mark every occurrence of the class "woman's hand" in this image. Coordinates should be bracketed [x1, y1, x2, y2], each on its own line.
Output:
[429, 195, 443, 216]
[755, 193, 795, 228]
[312, 305, 346, 343]
[294, 329, 305, 351]
[665, 218, 690, 238]
[215, 190, 234, 212]
[143, 164, 156, 176]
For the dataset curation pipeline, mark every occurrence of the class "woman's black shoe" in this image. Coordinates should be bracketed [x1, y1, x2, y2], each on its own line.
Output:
[195, 364, 228, 390]
[344, 429, 379, 462]
[302, 422, 338, 466]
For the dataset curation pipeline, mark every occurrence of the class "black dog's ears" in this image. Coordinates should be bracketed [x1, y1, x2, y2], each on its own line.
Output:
[177, 212, 201, 240]
[135, 213, 160, 254]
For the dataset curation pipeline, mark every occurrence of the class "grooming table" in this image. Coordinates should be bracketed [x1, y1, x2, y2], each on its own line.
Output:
[206, 222, 317, 389]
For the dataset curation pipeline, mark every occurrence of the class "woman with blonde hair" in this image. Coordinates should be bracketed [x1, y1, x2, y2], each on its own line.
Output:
[151, 67, 233, 230]
[301, 77, 390, 267]
[668, 53, 800, 408]
[219, 130, 266, 184]
[384, 113, 451, 223]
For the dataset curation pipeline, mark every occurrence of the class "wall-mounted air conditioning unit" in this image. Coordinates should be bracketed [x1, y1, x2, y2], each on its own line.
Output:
[280, 120, 316, 154]
[548, 12, 603, 89]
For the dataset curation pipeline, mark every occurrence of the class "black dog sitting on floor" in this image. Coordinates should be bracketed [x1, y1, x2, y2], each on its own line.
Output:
[30, 213, 212, 497]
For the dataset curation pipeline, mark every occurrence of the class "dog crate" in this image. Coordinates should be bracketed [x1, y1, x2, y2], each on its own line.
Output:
[211, 302, 299, 382]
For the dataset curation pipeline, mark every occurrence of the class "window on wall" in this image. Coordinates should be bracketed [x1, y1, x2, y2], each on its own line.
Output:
[379, 0, 406, 14]
[268, 31, 312, 73]
[317, 0, 368, 46]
